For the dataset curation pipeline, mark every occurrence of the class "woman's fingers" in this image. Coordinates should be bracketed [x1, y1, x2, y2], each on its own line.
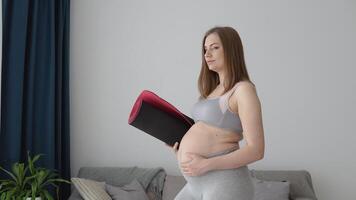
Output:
[170, 142, 178, 156]
[173, 142, 178, 152]
[165, 142, 179, 155]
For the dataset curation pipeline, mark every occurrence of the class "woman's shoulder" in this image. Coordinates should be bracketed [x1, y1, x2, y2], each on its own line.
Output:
[230, 81, 257, 100]
[228, 80, 256, 100]
[235, 80, 256, 89]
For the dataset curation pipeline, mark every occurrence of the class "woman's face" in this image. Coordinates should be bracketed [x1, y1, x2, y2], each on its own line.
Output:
[204, 33, 225, 72]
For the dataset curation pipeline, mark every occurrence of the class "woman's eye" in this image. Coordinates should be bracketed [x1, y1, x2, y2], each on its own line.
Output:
[204, 46, 219, 52]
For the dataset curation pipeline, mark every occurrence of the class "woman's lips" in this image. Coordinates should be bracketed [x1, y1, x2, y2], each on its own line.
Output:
[207, 60, 215, 63]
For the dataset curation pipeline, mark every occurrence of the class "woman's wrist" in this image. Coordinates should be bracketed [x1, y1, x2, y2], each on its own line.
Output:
[205, 157, 217, 172]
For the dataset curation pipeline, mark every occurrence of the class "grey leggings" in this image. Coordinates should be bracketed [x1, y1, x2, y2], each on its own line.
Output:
[175, 147, 255, 200]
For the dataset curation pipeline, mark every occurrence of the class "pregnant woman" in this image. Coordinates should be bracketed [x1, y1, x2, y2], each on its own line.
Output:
[166, 26, 265, 200]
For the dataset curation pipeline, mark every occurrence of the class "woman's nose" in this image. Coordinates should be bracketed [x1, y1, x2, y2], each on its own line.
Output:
[205, 50, 212, 57]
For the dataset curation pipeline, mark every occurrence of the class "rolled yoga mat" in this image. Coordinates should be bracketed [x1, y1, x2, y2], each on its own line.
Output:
[128, 90, 195, 148]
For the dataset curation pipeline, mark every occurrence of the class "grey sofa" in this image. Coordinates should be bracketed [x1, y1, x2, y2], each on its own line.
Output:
[68, 167, 318, 200]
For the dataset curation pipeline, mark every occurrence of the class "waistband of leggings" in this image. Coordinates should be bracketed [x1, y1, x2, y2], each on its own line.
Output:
[205, 146, 239, 158]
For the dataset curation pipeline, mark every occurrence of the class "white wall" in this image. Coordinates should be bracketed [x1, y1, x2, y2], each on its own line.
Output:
[70, 0, 356, 199]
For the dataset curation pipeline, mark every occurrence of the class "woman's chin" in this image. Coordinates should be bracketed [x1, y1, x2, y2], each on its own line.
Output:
[208, 66, 222, 72]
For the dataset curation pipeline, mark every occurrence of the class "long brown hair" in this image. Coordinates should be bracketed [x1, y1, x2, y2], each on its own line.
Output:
[198, 26, 252, 99]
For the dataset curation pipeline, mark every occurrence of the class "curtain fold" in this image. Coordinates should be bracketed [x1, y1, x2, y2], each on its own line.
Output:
[1, 0, 71, 198]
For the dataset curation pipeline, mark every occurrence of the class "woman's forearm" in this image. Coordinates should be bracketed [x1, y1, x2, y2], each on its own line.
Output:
[207, 145, 263, 171]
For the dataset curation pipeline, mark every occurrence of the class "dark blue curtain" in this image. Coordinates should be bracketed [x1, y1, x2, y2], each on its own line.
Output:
[0, 0, 71, 199]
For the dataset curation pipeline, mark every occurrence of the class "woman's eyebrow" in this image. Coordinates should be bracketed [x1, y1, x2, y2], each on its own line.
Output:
[204, 42, 218, 48]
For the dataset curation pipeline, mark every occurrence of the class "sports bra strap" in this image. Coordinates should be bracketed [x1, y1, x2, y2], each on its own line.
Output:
[226, 81, 255, 99]
[218, 82, 243, 113]
[226, 82, 243, 99]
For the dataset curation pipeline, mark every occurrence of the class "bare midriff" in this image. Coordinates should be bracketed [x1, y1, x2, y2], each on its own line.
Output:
[177, 121, 242, 163]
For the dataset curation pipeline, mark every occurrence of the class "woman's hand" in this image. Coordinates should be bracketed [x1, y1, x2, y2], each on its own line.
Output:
[165, 142, 179, 157]
[180, 152, 210, 176]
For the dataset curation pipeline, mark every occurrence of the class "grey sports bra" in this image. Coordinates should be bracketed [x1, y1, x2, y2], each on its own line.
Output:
[191, 82, 244, 135]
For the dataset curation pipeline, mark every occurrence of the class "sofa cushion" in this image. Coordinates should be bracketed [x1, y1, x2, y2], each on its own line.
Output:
[250, 170, 317, 200]
[71, 178, 111, 200]
[75, 166, 165, 200]
[106, 179, 150, 200]
[253, 177, 290, 200]
[162, 175, 186, 200]
[68, 187, 82, 200]
[68, 178, 150, 200]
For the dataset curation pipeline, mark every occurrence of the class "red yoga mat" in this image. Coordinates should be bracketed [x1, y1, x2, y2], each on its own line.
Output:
[128, 90, 195, 147]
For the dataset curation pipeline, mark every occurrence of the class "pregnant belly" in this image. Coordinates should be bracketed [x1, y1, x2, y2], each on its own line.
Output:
[177, 121, 241, 164]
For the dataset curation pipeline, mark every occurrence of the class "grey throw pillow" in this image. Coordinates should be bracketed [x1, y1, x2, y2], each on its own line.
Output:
[106, 179, 150, 200]
[253, 177, 290, 200]
[71, 178, 112, 200]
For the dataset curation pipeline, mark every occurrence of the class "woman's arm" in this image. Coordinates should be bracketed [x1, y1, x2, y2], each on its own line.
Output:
[207, 82, 265, 170]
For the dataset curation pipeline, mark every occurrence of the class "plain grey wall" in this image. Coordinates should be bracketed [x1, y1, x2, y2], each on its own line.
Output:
[70, 0, 356, 199]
